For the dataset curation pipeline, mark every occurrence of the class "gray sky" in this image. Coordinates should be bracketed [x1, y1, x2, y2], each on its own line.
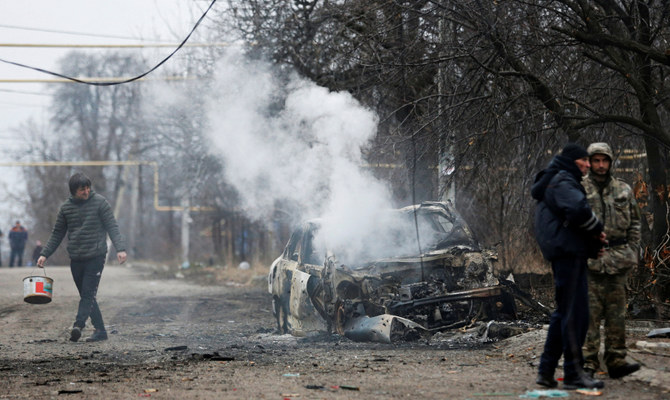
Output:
[0, 1, 210, 242]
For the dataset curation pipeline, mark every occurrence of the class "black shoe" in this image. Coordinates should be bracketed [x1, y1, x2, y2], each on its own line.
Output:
[536, 373, 558, 388]
[563, 373, 604, 390]
[85, 330, 108, 342]
[583, 367, 596, 379]
[609, 362, 640, 379]
[69, 326, 82, 342]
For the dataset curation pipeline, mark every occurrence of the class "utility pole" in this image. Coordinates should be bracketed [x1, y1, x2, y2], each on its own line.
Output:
[181, 196, 192, 267]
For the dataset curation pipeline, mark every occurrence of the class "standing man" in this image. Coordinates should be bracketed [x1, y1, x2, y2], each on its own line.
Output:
[9, 221, 28, 267]
[37, 173, 127, 343]
[531, 143, 606, 390]
[31, 240, 43, 266]
[582, 142, 641, 379]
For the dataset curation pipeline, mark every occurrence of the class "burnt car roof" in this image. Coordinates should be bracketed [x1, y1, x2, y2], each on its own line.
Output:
[290, 201, 479, 268]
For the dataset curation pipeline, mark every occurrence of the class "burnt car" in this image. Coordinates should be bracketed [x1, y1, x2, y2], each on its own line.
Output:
[268, 201, 518, 343]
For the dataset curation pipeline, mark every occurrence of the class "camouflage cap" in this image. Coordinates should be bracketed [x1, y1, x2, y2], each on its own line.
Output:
[587, 142, 613, 160]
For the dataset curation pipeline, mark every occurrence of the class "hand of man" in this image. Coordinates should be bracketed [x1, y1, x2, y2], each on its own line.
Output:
[117, 251, 127, 264]
[596, 232, 608, 259]
[599, 232, 608, 243]
[36, 256, 47, 268]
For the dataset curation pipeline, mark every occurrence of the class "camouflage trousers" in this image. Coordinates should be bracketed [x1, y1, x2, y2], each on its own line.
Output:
[583, 271, 628, 371]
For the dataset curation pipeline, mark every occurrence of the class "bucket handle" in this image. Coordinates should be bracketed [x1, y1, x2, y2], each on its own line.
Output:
[29, 266, 48, 277]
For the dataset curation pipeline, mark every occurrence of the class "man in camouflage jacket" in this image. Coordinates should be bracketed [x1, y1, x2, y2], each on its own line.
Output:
[582, 142, 641, 379]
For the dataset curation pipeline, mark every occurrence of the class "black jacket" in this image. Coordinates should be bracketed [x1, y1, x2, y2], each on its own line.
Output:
[532, 155, 603, 260]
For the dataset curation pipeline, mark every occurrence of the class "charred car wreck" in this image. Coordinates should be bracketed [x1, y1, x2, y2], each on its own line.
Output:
[268, 202, 522, 343]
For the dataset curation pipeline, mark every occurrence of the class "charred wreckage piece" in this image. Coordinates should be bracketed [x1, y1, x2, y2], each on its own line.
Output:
[268, 202, 545, 343]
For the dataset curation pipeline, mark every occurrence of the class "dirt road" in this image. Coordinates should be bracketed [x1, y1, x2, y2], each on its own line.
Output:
[0, 264, 668, 399]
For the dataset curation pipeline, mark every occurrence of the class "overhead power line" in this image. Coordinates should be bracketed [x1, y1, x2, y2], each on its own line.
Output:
[0, 23, 171, 42]
[0, 0, 218, 86]
[0, 76, 197, 84]
[0, 43, 231, 49]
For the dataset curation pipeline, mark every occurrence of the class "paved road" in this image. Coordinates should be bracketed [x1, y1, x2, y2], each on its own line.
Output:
[0, 263, 265, 358]
[0, 264, 668, 399]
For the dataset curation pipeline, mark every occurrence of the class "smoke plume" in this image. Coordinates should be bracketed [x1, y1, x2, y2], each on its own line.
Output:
[205, 48, 418, 264]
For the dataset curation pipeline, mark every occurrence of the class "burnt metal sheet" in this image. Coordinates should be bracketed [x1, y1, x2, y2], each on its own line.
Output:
[343, 314, 427, 344]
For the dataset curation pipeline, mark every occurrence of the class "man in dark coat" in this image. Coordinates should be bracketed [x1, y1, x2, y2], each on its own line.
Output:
[37, 173, 127, 343]
[9, 221, 28, 267]
[531, 143, 607, 390]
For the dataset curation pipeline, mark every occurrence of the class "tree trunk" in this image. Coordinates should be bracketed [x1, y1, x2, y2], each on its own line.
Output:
[212, 217, 223, 263]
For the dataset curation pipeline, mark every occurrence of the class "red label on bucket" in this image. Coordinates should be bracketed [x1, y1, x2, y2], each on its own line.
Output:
[36, 281, 50, 294]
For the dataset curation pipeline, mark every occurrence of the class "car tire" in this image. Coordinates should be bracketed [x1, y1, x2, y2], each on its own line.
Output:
[333, 300, 347, 335]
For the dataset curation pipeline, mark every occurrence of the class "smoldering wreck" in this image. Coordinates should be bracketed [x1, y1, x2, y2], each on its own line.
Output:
[268, 201, 548, 343]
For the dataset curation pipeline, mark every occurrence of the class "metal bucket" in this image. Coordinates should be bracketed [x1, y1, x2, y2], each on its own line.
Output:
[23, 270, 53, 304]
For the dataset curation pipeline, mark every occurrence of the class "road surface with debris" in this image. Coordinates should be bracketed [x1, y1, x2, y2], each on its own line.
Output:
[0, 264, 668, 399]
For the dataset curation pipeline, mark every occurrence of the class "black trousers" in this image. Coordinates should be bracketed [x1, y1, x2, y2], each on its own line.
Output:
[71, 255, 106, 331]
[9, 247, 24, 267]
[538, 256, 590, 381]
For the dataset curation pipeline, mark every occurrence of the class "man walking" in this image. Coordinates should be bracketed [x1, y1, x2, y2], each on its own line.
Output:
[531, 143, 606, 390]
[582, 142, 641, 379]
[37, 173, 127, 343]
[9, 221, 28, 267]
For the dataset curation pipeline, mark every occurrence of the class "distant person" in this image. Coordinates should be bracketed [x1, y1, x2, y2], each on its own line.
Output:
[9, 221, 28, 267]
[582, 143, 641, 379]
[37, 173, 127, 343]
[31, 240, 43, 267]
[0, 228, 3, 266]
[531, 143, 607, 390]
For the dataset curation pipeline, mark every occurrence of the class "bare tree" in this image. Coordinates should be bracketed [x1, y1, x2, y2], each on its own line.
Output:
[12, 52, 147, 263]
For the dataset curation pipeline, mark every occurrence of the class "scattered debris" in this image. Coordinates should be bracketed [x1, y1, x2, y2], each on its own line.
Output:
[647, 328, 670, 338]
[164, 345, 188, 352]
[200, 352, 235, 361]
[28, 339, 58, 344]
[478, 320, 529, 341]
[635, 341, 670, 350]
[342, 314, 427, 344]
[519, 389, 569, 398]
[57, 389, 83, 395]
[576, 388, 603, 396]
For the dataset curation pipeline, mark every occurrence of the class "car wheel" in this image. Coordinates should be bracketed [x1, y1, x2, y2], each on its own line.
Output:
[333, 300, 347, 335]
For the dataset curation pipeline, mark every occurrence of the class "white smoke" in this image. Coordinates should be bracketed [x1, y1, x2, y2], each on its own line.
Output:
[204, 48, 418, 264]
